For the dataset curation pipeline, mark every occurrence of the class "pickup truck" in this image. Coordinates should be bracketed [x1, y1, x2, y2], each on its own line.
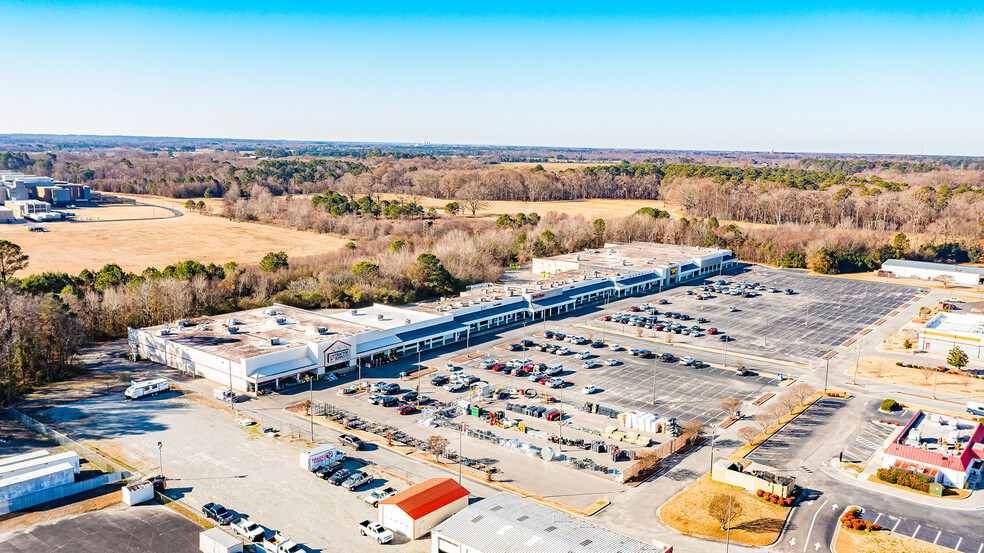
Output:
[359, 520, 394, 544]
[342, 471, 373, 490]
[363, 486, 398, 507]
[201, 502, 235, 525]
[231, 517, 265, 542]
[260, 533, 301, 553]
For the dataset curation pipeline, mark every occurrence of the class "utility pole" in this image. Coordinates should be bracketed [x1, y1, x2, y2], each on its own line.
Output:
[823, 357, 830, 394]
[416, 349, 422, 408]
[458, 423, 464, 484]
[309, 377, 314, 441]
[157, 441, 163, 478]
[723, 339, 729, 368]
[651, 352, 658, 405]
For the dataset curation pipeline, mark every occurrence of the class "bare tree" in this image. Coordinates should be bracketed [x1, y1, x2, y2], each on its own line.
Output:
[934, 274, 954, 289]
[718, 396, 742, 417]
[737, 426, 760, 445]
[769, 400, 792, 424]
[456, 184, 490, 216]
[756, 412, 774, 432]
[789, 383, 815, 404]
[708, 493, 743, 530]
[427, 435, 450, 462]
[681, 419, 704, 444]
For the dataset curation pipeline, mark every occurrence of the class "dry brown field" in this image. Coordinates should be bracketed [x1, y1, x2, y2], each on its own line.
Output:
[0, 195, 346, 276]
[378, 193, 680, 220]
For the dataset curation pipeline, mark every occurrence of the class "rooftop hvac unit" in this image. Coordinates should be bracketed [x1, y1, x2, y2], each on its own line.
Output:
[619, 258, 626, 265]
[226, 326, 239, 334]
[275, 317, 286, 324]
[574, 254, 580, 261]
[158, 329, 171, 336]
[606, 248, 615, 254]
[226, 318, 238, 326]
[316, 327, 327, 334]
[176, 318, 190, 327]
[267, 308, 277, 316]
[270, 337, 281, 346]
[377, 314, 384, 320]
[351, 309, 358, 315]
[405, 319, 411, 325]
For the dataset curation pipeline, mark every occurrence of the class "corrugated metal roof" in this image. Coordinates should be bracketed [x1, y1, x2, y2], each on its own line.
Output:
[377, 478, 469, 519]
[432, 493, 664, 553]
[882, 259, 984, 275]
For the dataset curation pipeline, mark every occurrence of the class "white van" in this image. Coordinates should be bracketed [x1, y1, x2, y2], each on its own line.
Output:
[125, 378, 169, 400]
[967, 401, 984, 416]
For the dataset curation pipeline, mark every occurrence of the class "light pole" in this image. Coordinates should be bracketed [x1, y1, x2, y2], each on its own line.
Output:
[309, 377, 314, 441]
[651, 352, 658, 405]
[823, 357, 830, 394]
[458, 423, 464, 484]
[157, 441, 163, 478]
[852, 335, 863, 385]
[723, 338, 730, 368]
[725, 485, 733, 553]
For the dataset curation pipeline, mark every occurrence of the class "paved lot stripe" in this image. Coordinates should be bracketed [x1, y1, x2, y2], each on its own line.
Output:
[891, 518, 901, 533]
[873, 318, 886, 326]
[888, 310, 900, 316]
[913, 525, 921, 539]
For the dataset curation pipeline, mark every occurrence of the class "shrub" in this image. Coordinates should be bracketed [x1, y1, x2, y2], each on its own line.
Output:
[756, 489, 765, 497]
[877, 467, 931, 492]
[880, 399, 899, 411]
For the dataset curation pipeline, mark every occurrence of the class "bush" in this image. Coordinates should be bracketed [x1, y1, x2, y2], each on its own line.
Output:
[756, 489, 765, 497]
[880, 399, 899, 412]
[877, 467, 931, 492]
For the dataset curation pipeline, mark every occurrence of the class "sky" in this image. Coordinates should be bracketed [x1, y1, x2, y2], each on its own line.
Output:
[1, 2, 982, 155]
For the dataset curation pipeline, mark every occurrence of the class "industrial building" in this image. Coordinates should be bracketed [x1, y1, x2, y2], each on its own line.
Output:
[0, 450, 80, 505]
[879, 259, 984, 287]
[881, 411, 984, 489]
[917, 312, 984, 359]
[0, 170, 89, 223]
[130, 242, 736, 394]
[377, 478, 470, 540]
[431, 492, 668, 553]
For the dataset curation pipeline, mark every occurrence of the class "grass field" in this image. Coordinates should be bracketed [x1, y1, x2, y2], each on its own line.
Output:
[495, 161, 599, 171]
[0, 196, 347, 276]
[851, 357, 984, 398]
[659, 475, 788, 546]
[378, 193, 680, 220]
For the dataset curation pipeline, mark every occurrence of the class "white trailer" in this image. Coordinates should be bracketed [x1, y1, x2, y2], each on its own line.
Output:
[125, 378, 169, 400]
[299, 445, 346, 472]
[199, 527, 243, 553]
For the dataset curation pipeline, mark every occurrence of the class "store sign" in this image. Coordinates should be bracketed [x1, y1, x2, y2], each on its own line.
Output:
[669, 267, 678, 275]
[325, 341, 351, 365]
[531, 293, 545, 299]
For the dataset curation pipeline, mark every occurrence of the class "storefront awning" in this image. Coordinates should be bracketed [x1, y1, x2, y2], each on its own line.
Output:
[355, 335, 403, 357]
[249, 357, 318, 383]
[614, 273, 660, 290]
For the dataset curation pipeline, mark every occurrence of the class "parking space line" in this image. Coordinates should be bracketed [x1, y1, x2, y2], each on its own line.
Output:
[934, 530, 941, 545]
[873, 513, 882, 525]
[956, 537, 962, 551]
[978, 542, 982, 553]
[913, 525, 921, 539]
[891, 519, 901, 533]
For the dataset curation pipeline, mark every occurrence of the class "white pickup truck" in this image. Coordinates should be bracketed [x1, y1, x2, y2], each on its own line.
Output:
[359, 520, 394, 544]
[363, 487, 397, 507]
[230, 517, 264, 542]
[259, 533, 301, 553]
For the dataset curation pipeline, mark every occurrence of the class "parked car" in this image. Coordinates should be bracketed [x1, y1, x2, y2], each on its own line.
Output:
[379, 396, 399, 407]
[545, 364, 563, 376]
[735, 366, 750, 376]
[231, 517, 264, 542]
[785, 288, 794, 295]
[364, 487, 398, 507]
[630, 348, 641, 356]
[544, 330, 555, 338]
[576, 350, 591, 359]
[444, 381, 467, 392]
[480, 359, 498, 368]
[679, 356, 695, 366]
[605, 358, 619, 366]
[338, 434, 365, 450]
[582, 385, 598, 394]
[527, 372, 544, 382]
[431, 375, 449, 386]
[692, 360, 706, 369]
[707, 327, 718, 335]
[556, 347, 570, 355]
[719, 334, 731, 342]
[401, 391, 419, 402]
[582, 360, 598, 369]
[659, 352, 675, 362]
[327, 468, 352, 485]
[638, 350, 653, 358]
[379, 383, 400, 395]
[342, 471, 373, 490]
[658, 299, 668, 304]
[447, 363, 463, 371]
[546, 377, 564, 388]
[590, 341, 605, 348]
[728, 306, 738, 312]
[202, 502, 235, 525]
[554, 333, 566, 340]
[367, 394, 385, 405]
[507, 343, 522, 351]
[397, 404, 417, 415]
[689, 330, 701, 337]
[697, 317, 708, 324]
[608, 344, 622, 351]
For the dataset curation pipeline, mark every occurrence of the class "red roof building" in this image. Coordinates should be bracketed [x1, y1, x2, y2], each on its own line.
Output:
[377, 478, 470, 540]
[881, 411, 984, 488]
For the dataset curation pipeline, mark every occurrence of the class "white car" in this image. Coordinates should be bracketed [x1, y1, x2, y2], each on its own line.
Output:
[231, 517, 264, 542]
[528, 372, 544, 382]
[507, 359, 524, 367]
[576, 351, 591, 359]
[605, 358, 619, 366]
[546, 377, 564, 388]
[545, 365, 563, 376]
[582, 360, 598, 369]
[608, 344, 621, 351]
[446, 363, 462, 372]
[444, 381, 467, 392]
[679, 356, 695, 366]
[689, 330, 701, 337]
[480, 359, 498, 368]
[557, 347, 570, 355]
[728, 306, 738, 312]
[582, 385, 598, 394]
[236, 418, 255, 427]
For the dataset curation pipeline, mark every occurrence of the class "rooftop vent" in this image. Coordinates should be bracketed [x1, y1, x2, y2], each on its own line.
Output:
[226, 326, 239, 335]
[405, 319, 411, 325]
[351, 309, 358, 315]
[176, 318, 190, 327]
[158, 329, 171, 336]
[270, 337, 281, 346]
[471, 515, 484, 523]
[267, 308, 277, 316]
[377, 314, 384, 320]
[316, 327, 327, 335]
[226, 318, 238, 326]
[544, 526, 557, 533]
[574, 254, 580, 261]
[275, 317, 286, 324]
[516, 515, 528, 521]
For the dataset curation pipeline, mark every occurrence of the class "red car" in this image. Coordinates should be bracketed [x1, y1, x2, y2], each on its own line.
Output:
[602, 315, 612, 321]
[707, 328, 718, 335]
[490, 364, 506, 372]
[396, 404, 417, 415]
[512, 368, 528, 377]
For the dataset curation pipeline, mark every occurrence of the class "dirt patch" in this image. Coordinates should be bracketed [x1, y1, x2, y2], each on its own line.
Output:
[835, 525, 958, 553]
[659, 475, 789, 546]
[851, 357, 984, 398]
[0, 486, 122, 533]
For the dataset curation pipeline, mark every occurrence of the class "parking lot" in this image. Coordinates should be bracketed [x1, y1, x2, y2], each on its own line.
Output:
[590, 266, 918, 363]
[853, 502, 983, 553]
[840, 402, 907, 465]
[744, 397, 849, 472]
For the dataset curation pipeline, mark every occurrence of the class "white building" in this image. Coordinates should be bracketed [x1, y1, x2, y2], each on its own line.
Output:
[881, 411, 984, 489]
[917, 312, 984, 359]
[377, 478, 469, 540]
[130, 241, 741, 394]
[431, 492, 668, 553]
[880, 259, 984, 287]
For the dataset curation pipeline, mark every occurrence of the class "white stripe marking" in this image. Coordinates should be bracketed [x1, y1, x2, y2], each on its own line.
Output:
[955, 537, 962, 551]
[891, 519, 901, 533]
[912, 525, 921, 539]
[934, 531, 941, 545]
[873, 513, 882, 525]
[803, 501, 827, 553]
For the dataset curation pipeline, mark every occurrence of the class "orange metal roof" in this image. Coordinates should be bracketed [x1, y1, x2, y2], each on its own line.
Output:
[378, 478, 469, 519]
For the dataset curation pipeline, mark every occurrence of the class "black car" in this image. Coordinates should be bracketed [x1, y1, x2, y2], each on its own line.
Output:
[339, 434, 365, 450]
[508, 343, 522, 351]
[785, 288, 794, 294]
[521, 339, 535, 347]
[202, 502, 235, 525]
[630, 349, 641, 356]
[719, 334, 731, 342]
[554, 333, 566, 340]
[537, 344, 549, 352]
[659, 353, 675, 362]
[697, 317, 708, 324]
[544, 330, 554, 338]
[638, 350, 653, 358]
[679, 314, 690, 321]
[431, 375, 450, 386]
[401, 391, 418, 402]
[316, 462, 344, 479]
[328, 468, 352, 485]
[657, 299, 668, 305]
[590, 341, 605, 348]
[379, 396, 399, 407]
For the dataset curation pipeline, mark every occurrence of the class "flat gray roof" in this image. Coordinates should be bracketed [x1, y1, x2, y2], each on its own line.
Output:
[433, 493, 663, 553]
[882, 259, 984, 275]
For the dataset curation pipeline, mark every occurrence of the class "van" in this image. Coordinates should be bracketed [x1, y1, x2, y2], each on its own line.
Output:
[213, 388, 238, 402]
[967, 401, 984, 416]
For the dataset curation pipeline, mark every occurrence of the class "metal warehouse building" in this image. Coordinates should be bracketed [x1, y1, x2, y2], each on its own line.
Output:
[130, 241, 736, 395]
[880, 259, 984, 287]
[431, 492, 669, 553]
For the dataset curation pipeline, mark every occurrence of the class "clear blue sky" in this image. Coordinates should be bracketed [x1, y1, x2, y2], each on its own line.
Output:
[2, 2, 982, 155]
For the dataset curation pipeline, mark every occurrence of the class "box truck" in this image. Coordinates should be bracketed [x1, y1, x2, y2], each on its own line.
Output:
[299, 445, 346, 472]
